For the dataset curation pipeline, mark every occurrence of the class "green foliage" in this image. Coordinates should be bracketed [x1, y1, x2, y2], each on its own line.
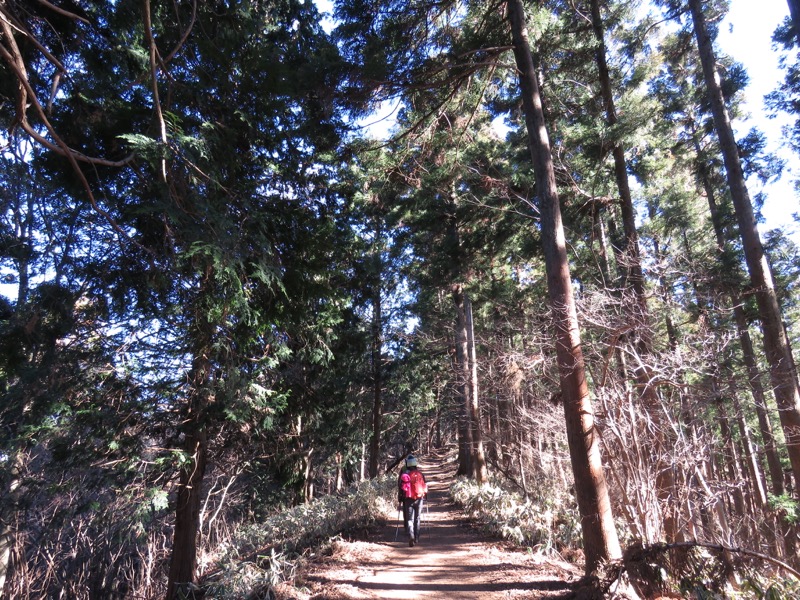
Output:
[116, 133, 166, 163]
[764, 229, 800, 314]
[740, 575, 800, 600]
[768, 493, 799, 525]
[450, 477, 580, 554]
[621, 542, 800, 600]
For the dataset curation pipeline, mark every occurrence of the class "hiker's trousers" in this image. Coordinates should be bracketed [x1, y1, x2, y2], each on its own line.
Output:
[402, 497, 424, 540]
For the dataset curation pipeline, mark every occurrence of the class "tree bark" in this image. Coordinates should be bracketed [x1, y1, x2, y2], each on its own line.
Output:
[303, 447, 315, 503]
[453, 283, 474, 477]
[589, 0, 644, 302]
[465, 295, 488, 483]
[696, 462, 733, 545]
[731, 388, 768, 508]
[592, 0, 678, 542]
[0, 452, 23, 599]
[501, 356, 523, 469]
[507, 0, 621, 574]
[166, 298, 213, 599]
[734, 303, 787, 496]
[335, 452, 344, 493]
[369, 264, 383, 479]
[695, 135, 786, 498]
[165, 400, 208, 600]
[690, 0, 800, 494]
[591, 203, 614, 288]
[716, 395, 747, 519]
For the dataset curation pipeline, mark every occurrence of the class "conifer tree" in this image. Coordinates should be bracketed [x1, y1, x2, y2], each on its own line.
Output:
[643, 20, 793, 551]
[507, 0, 622, 573]
[688, 0, 800, 494]
[2, 1, 353, 595]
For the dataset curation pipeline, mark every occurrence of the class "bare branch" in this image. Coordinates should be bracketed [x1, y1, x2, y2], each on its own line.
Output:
[162, 0, 197, 64]
[0, 24, 151, 257]
[36, 0, 91, 25]
[0, 14, 134, 167]
[0, 6, 69, 73]
[142, 0, 168, 182]
[627, 541, 800, 581]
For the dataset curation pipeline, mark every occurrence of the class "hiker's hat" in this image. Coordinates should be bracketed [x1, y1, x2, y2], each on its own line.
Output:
[405, 455, 418, 468]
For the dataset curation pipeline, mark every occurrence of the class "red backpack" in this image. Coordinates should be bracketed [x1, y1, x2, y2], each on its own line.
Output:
[404, 469, 426, 500]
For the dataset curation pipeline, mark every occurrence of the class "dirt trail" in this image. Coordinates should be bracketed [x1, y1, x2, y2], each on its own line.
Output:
[294, 454, 581, 599]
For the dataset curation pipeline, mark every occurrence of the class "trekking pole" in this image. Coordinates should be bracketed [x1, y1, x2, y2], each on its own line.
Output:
[421, 498, 429, 539]
[418, 500, 423, 540]
[394, 506, 401, 541]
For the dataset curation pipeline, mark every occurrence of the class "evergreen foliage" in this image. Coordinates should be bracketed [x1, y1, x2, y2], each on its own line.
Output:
[1, 0, 799, 597]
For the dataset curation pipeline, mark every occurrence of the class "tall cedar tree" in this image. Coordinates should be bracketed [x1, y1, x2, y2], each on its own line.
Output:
[507, 0, 622, 574]
[589, 0, 679, 541]
[688, 0, 800, 493]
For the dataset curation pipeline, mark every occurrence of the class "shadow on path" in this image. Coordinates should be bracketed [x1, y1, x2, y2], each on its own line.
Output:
[305, 452, 578, 599]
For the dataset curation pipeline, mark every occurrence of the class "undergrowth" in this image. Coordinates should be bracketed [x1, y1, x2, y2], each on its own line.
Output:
[449, 476, 581, 556]
[615, 542, 800, 600]
[450, 479, 800, 598]
[203, 475, 396, 599]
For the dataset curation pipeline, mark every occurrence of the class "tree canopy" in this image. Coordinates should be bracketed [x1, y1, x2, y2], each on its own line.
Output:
[1, 0, 800, 598]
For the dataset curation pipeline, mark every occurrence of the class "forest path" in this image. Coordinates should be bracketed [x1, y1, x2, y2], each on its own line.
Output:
[289, 453, 581, 599]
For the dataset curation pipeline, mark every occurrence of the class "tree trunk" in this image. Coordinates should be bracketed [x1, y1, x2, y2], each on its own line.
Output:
[735, 303, 787, 496]
[435, 394, 442, 448]
[507, 0, 621, 574]
[0, 517, 11, 598]
[717, 395, 747, 519]
[165, 401, 209, 600]
[647, 219, 679, 352]
[696, 462, 733, 545]
[731, 388, 768, 508]
[360, 442, 366, 482]
[166, 297, 214, 600]
[335, 452, 344, 493]
[304, 447, 315, 503]
[465, 295, 488, 483]
[501, 356, 522, 470]
[453, 283, 474, 477]
[591, 0, 681, 541]
[690, 0, 800, 493]
[591, 203, 613, 287]
[696, 136, 786, 498]
[369, 273, 383, 479]
[589, 0, 644, 301]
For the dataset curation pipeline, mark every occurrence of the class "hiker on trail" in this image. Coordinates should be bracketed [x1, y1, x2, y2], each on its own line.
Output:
[398, 454, 427, 547]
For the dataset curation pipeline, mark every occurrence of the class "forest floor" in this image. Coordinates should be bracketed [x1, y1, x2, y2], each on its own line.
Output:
[276, 453, 584, 599]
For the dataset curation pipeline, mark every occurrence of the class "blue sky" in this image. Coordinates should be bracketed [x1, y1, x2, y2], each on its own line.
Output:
[718, 0, 799, 241]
